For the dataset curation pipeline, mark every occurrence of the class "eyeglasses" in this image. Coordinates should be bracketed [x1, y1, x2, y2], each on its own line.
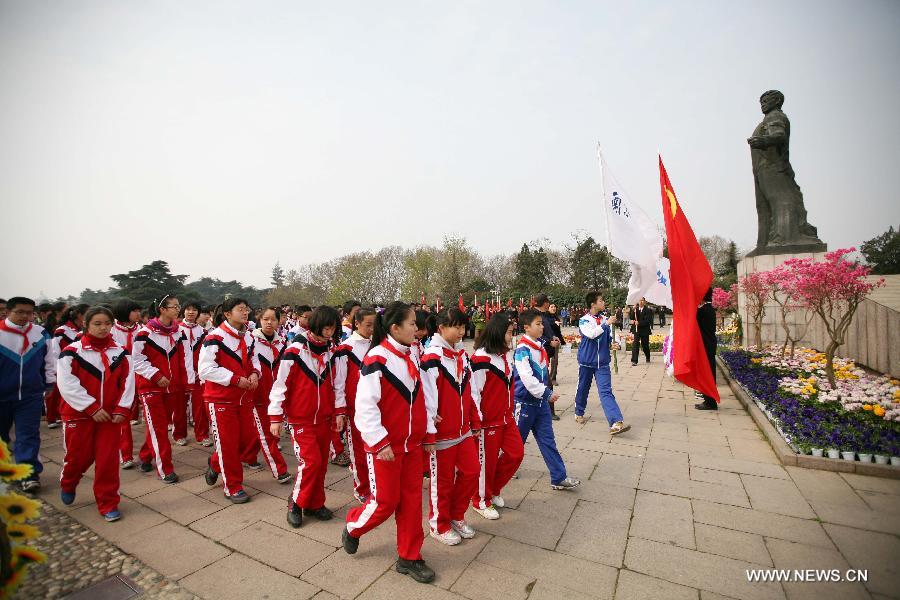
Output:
[163, 304, 181, 310]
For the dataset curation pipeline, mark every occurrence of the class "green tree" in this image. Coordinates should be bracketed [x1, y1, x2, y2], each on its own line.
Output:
[271, 262, 285, 288]
[860, 225, 900, 275]
[402, 246, 441, 302]
[713, 240, 740, 290]
[110, 260, 188, 305]
[511, 243, 550, 294]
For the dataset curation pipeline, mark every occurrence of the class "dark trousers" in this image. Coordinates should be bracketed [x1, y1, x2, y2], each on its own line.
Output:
[702, 351, 717, 405]
[631, 330, 650, 363]
[0, 394, 44, 480]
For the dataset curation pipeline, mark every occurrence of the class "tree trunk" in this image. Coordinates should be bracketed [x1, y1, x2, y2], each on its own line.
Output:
[825, 341, 839, 389]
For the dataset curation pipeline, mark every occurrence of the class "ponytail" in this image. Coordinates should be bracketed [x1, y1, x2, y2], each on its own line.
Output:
[369, 301, 412, 350]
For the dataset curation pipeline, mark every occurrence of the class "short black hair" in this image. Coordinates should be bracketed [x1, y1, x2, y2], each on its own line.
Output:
[113, 299, 141, 323]
[585, 291, 602, 306]
[259, 306, 282, 321]
[180, 301, 203, 317]
[84, 305, 115, 330]
[308, 305, 340, 337]
[295, 305, 312, 314]
[353, 307, 377, 326]
[518, 309, 542, 329]
[535, 294, 550, 307]
[342, 300, 361, 315]
[434, 308, 467, 328]
[475, 313, 513, 355]
[6, 297, 35, 310]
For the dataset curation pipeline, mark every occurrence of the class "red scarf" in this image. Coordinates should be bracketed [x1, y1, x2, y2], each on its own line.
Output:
[221, 322, 250, 372]
[382, 338, 419, 383]
[0, 320, 32, 354]
[83, 334, 114, 379]
[520, 335, 548, 367]
[442, 347, 465, 380]
[114, 322, 137, 351]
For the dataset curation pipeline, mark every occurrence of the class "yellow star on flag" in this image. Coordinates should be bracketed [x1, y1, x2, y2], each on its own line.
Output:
[665, 187, 678, 217]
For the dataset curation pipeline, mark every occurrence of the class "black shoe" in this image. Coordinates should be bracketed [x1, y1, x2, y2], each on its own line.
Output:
[303, 506, 333, 521]
[287, 503, 302, 528]
[694, 402, 718, 411]
[631, 362, 637, 367]
[342, 526, 359, 554]
[161, 473, 179, 484]
[204, 457, 218, 486]
[275, 472, 292, 484]
[139, 462, 153, 473]
[396, 558, 435, 583]
[551, 412, 560, 421]
[228, 490, 250, 504]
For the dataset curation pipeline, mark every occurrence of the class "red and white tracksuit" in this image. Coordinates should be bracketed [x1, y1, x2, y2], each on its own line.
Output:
[111, 322, 140, 463]
[199, 321, 261, 497]
[268, 335, 343, 509]
[333, 332, 372, 500]
[421, 335, 482, 534]
[132, 319, 195, 478]
[345, 336, 435, 561]
[180, 320, 209, 442]
[242, 329, 287, 478]
[470, 348, 524, 509]
[47, 322, 81, 424]
[57, 336, 134, 515]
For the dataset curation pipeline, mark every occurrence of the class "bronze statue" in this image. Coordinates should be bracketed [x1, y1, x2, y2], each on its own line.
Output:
[746, 90, 826, 257]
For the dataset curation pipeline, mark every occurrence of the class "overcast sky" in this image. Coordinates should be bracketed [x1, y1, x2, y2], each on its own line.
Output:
[2, 0, 899, 300]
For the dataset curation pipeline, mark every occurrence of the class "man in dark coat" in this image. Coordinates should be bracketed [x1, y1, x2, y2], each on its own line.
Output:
[630, 298, 654, 365]
[695, 288, 718, 410]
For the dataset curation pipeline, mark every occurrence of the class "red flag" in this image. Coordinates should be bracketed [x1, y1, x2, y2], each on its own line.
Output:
[458, 293, 465, 311]
[659, 157, 719, 402]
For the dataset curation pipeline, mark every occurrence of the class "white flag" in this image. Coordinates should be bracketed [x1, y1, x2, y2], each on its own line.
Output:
[599, 149, 672, 308]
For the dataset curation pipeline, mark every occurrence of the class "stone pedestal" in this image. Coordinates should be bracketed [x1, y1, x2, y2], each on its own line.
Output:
[737, 251, 827, 349]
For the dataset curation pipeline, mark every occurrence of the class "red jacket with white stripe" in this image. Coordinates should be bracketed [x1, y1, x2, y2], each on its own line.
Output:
[267, 333, 343, 426]
[132, 319, 195, 394]
[354, 336, 434, 454]
[470, 348, 515, 428]
[420, 334, 482, 443]
[198, 321, 261, 405]
[179, 320, 208, 387]
[57, 336, 134, 420]
[51, 322, 82, 369]
[111, 322, 139, 353]
[332, 332, 371, 415]
[252, 329, 284, 408]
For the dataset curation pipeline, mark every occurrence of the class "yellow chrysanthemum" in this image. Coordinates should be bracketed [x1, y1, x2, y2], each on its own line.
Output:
[11, 544, 47, 565]
[5, 523, 40, 540]
[863, 404, 873, 411]
[0, 440, 10, 463]
[873, 406, 886, 417]
[0, 462, 33, 481]
[0, 492, 41, 523]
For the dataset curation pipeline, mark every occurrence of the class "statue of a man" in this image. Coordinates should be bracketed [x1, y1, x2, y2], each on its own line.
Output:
[746, 90, 826, 256]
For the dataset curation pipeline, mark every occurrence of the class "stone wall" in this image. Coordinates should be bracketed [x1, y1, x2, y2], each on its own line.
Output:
[737, 256, 899, 377]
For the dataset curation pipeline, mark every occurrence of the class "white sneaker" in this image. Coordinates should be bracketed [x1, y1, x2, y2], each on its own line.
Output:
[551, 477, 582, 490]
[47, 421, 61, 429]
[473, 506, 500, 520]
[574, 414, 589, 424]
[491, 495, 505, 508]
[175, 438, 189, 446]
[200, 438, 213, 447]
[120, 459, 135, 470]
[451, 520, 476, 539]
[430, 529, 462, 546]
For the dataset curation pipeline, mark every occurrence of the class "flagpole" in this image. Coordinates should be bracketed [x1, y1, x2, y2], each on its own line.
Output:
[598, 144, 619, 374]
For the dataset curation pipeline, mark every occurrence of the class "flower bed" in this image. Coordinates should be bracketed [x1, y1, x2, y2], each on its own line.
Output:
[720, 347, 900, 464]
[622, 332, 665, 352]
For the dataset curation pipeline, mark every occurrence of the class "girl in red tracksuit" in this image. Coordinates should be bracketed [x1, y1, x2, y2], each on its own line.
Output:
[332, 307, 376, 503]
[342, 302, 436, 585]
[243, 306, 290, 483]
[47, 304, 88, 428]
[111, 300, 142, 469]
[268, 306, 344, 527]
[132, 294, 195, 483]
[57, 306, 135, 522]
[179, 301, 211, 446]
[199, 298, 261, 504]
[421, 308, 482, 546]
[469, 313, 524, 520]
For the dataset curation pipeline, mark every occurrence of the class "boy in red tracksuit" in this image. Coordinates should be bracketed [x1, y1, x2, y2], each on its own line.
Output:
[342, 302, 436, 584]
[470, 313, 524, 520]
[268, 306, 344, 527]
[133, 296, 194, 483]
[200, 298, 261, 504]
[57, 306, 134, 522]
[332, 307, 376, 503]
[111, 300, 142, 469]
[179, 302, 211, 446]
[421, 308, 482, 545]
[244, 307, 290, 483]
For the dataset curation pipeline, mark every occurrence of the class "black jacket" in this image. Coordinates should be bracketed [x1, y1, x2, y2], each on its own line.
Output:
[632, 306, 654, 333]
[697, 302, 717, 357]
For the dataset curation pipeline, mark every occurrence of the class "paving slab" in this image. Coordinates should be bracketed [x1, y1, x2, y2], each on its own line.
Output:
[823, 523, 900, 597]
[179, 552, 319, 600]
[448, 562, 533, 600]
[631, 489, 695, 549]
[220, 520, 335, 576]
[764, 538, 869, 600]
[695, 523, 772, 567]
[117, 520, 231, 580]
[556, 500, 632, 567]
[741, 474, 816, 519]
[615, 569, 699, 600]
[691, 499, 833, 548]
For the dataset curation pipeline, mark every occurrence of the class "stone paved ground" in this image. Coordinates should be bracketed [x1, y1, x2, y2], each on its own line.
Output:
[21, 341, 900, 599]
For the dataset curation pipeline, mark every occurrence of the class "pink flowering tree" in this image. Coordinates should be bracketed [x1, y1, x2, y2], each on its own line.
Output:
[787, 248, 886, 388]
[764, 263, 813, 359]
[738, 271, 771, 349]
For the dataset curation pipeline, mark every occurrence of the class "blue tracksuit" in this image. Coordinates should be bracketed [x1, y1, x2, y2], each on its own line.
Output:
[512, 336, 567, 484]
[0, 319, 55, 479]
[573, 313, 623, 425]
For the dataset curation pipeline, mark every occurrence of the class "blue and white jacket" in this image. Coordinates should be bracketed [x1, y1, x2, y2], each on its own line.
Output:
[0, 319, 55, 402]
[512, 335, 554, 406]
[577, 312, 613, 369]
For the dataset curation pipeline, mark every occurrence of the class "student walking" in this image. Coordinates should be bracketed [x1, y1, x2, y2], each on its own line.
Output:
[111, 300, 142, 469]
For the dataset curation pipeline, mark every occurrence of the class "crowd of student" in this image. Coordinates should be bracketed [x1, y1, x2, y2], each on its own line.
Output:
[0, 291, 628, 585]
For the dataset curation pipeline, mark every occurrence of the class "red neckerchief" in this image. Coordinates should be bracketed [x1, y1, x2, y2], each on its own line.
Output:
[305, 334, 329, 375]
[114, 322, 137, 351]
[83, 334, 114, 380]
[520, 335, 548, 366]
[382, 338, 419, 383]
[221, 322, 249, 370]
[0, 320, 32, 354]
[441, 347, 465, 380]
[181, 321, 199, 345]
